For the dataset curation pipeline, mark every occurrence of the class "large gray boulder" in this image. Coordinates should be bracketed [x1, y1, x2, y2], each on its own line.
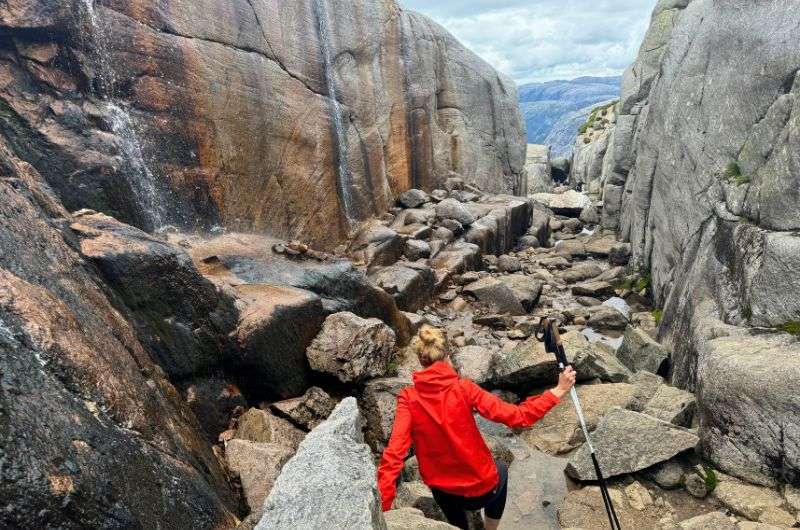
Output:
[369, 263, 437, 313]
[435, 199, 476, 226]
[270, 387, 337, 431]
[697, 331, 800, 486]
[256, 398, 387, 530]
[566, 408, 699, 481]
[307, 312, 396, 384]
[225, 439, 294, 512]
[361, 377, 411, 452]
[616, 325, 670, 375]
[531, 190, 592, 217]
[463, 277, 527, 316]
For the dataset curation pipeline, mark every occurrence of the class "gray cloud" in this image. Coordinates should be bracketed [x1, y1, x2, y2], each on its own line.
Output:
[400, 0, 654, 84]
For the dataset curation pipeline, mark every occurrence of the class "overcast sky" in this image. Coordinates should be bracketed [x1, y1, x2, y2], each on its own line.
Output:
[400, 0, 655, 86]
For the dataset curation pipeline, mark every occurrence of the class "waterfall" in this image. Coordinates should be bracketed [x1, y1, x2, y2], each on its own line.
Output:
[79, 0, 166, 232]
[312, 0, 356, 227]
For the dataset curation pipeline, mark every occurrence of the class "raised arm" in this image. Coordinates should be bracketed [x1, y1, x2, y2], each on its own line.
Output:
[461, 379, 561, 429]
[377, 390, 413, 512]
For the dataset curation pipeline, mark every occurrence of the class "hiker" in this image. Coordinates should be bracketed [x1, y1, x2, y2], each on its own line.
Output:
[377, 325, 576, 529]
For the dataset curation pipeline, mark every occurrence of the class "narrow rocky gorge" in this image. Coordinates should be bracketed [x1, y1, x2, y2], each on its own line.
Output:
[1, 0, 799, 529]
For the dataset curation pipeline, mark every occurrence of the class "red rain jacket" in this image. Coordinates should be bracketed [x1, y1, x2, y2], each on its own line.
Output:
[377, 361, 560, 511]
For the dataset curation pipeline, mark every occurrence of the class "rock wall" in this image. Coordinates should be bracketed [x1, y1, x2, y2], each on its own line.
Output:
[0, 141, 238, 528]
[0, 0, 525, 248]
[595, 0, 800, 486]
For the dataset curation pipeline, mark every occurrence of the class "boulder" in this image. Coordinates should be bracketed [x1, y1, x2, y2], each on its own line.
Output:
[435, 199, 476, 226]
[497, 255, 522, 273]
[497, 274, 543, 311]
[556, 240, 588, 259]
[404, 239, 431, 261]
[234, 408, 306, 451]
[532, 190, 592, 217]
[225, 439, 293, 511]
[232, 284, 323, 398]
[71, 212, 237, 379]
[570, 344, 633, 384]
[395, 482, 445, 521]
[572, 281, 616, 298]
[697, 331, 800, 486]
[355, 224, 405, 268]
[522, 383, 635, 455]
[257, 398, 386, 530]
[361, 377, 411, 452]
[516, 236, 539, 251]
[307, 312, 396, 384]
[463, 278, 526, 316]
[398, 189, 430, 209]
[624, 481, 653, 511]
[370, 264, 437, 313]
[646, 460, 685, 490]
[270, 387, 337, 431]
[617, 325, 670, 375]
[528, 205, 553, 247]
[451, 345, 494, 385]
[566, 408, 699, 481]
[685, 473, 709, 499]
[430, 242, 481, 289]
[642, 385, 696, 427]
[586, 305, 629, 330]
[561, 262, 604, 283]
[490, 339, 557, 392]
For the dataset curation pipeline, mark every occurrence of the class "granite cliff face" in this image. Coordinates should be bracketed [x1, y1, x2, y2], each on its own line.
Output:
[576, 0, 800, 486]
[0, 0, 525, 247]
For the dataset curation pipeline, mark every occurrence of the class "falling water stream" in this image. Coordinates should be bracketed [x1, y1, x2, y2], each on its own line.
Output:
[80, 0, 166, 232]
[312, 0, 356, 227]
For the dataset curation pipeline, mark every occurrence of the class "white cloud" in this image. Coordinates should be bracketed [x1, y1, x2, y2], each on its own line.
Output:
[400, 0, 654, 84]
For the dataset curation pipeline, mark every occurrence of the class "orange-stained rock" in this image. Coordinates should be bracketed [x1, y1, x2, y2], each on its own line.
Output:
[0, 0, 526, 249]
[0, 144, 238, 529]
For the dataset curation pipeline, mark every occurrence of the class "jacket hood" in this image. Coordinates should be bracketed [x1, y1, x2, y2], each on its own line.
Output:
[413, 361, 459, 394]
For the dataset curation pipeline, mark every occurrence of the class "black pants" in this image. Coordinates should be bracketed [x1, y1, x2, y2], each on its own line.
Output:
[430, 460, 509, 530]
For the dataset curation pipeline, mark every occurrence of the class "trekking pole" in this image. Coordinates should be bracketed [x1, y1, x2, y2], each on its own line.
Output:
[537, 318, 622, 530]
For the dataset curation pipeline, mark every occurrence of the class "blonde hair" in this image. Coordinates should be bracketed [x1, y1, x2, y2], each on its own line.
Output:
[412, 325, 449, 367]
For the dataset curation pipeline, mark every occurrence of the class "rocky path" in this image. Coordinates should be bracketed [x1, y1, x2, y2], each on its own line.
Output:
[171, 182, 800, 530]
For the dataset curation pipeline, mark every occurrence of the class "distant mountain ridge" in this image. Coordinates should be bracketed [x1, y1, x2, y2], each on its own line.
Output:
[518, 76, 621, 157]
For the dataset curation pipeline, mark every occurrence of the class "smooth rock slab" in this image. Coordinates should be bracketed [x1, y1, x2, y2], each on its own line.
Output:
[307, 312, 396, 384]
[521, 383, 635, 455]
[256, 398, 387, 530]
[566, 408, 699, 481]
[712, 474, 785, 521]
